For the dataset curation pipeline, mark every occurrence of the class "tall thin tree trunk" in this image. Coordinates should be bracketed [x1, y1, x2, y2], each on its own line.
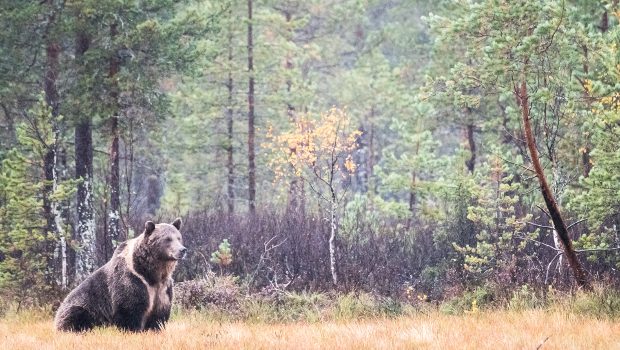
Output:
[329, 196, 338, 286]
[247, 0, 256, 214]
[43, 20, 68, 289]
[580, 44, 592, 178]
[226, 10, 235, 215]
[517, 77, 590, 289]
[366, 107, 375, 193]
[74, 31, 97, 282]
[0, 103, 16, 146]
[283, 10, 305, 214]
[409, 139, 420, 214]
[43, 41, 60, 237]
[107, 22, 122, 256]
[465, 122, 476, 173]
[124, 119, 134, 222]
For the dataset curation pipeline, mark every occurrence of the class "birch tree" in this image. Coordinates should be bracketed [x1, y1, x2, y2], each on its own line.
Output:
[266, 108, 361, 285]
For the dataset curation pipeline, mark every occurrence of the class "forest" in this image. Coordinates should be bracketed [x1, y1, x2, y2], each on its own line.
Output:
[1, 0, 620, 348]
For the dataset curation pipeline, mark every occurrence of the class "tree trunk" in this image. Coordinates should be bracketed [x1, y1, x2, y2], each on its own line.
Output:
[43, 41, 59, 236]
[366, 107, 375, 193]
[43, 28, 69, 289]
[0, 103, 17, 146]
[283, 10, 306, 214]
[226, 10, 235, 215]
[517, 77, 590, 289]
[465, 122, 476, 173]
[75, 119, 95, 278]
[409, 139, 420, 214]
[580, 43, 592, 177]
[124, 119, 134, 222]
[74, 30, 97, 282]
[247, 0, 256, 214]
[329, 198, 338, 286]
[107, 22, 122, 257]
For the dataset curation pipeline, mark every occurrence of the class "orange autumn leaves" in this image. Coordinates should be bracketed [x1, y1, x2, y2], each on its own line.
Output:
[265, 108, 362, 183]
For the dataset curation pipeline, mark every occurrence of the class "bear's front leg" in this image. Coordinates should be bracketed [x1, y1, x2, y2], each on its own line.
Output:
[144, 283, 173, 331]
[113, 303, 147, 331]
[143, 308, 169, 331]
[112, 274, 150, 332]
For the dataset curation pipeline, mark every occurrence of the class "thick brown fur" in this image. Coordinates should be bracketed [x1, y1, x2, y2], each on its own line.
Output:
[54, 219, 186, 332]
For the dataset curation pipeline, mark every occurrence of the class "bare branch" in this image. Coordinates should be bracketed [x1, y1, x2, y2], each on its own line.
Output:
[567, 218, 587, 230]
[525, 221, 554, 230]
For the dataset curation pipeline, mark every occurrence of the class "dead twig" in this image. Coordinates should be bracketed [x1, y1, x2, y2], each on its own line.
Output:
[536, 335, 551, 350]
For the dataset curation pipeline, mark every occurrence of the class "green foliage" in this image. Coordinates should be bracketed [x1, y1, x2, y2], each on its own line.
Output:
[565, 287, 620, 320]
[508, 284, 546, 311]
[210, 239, 233, 269]
[454, 157, 532, 283]
[2, 0, 620, 310]
[440, 286, 494, 315]
[175, 277, 410, 323]
[0, 98, 75, 303]
[334, 292, 403, 320]
[573, 229, 620, 268]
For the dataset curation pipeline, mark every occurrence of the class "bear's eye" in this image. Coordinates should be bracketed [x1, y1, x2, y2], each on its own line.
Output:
[166, 237, 172, 242]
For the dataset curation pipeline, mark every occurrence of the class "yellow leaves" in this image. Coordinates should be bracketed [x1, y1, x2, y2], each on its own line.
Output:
[583, 79, 593, 95]
[265, 108, 362, 183]
[600, 92, 620, 110]
[344, 155, 356, 173]
[467, 299, 479, 314]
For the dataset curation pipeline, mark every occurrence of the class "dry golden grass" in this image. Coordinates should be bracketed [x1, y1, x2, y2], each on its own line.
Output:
[0, 310, 618, 350]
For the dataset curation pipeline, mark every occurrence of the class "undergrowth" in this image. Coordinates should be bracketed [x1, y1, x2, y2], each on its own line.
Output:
[2, 277, 619, 323]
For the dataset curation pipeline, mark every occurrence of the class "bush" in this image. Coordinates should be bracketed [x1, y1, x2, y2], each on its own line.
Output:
[173, 277, 411, 323]
[440, 286, 494, 315]
[243, 291, 328, 323]
[508, 284, 546, 310]
[174, 275, 241, 314]
[562, 287, 620, 320]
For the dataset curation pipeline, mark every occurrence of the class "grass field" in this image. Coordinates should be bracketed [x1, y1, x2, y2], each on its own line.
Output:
[0, 310, 618, 349]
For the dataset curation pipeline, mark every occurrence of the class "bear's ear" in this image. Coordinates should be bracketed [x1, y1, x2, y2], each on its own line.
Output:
[172, 217, 182, 230]
[144, 221, 156, 237]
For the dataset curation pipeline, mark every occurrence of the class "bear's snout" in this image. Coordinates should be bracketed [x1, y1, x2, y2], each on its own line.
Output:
[173, 246, 187, 260]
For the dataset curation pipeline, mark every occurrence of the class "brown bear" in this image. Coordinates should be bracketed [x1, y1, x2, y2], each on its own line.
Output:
[54, 218, 186, 332]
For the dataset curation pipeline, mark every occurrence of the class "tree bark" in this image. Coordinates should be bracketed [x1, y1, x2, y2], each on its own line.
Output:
[247, 0, 256, 214]
[226, 9, 235, 215]
[74, 30, 97, 282]
[517, 77, 590, 289]
[283, 10, 305, 214]
[43, 41, 60, 238]
[409, 139, 420, 214]
[366, 107, 375, 193]
[329, 197, 338, 286]
[124, 120, 134, 222]
[43, 17, 69, 288]
[0, 103, 17, 146]
[465, 122, 476, 173]
[107, 22, 122, 257]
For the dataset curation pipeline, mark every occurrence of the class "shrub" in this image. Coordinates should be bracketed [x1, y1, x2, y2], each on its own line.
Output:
[563, 287, 620, 320]
[174, 275, 241, 314]
[440, 286, 494, 315]
[508, 284, 546, 311]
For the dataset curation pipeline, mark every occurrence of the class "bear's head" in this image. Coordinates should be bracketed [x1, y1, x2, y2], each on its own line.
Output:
[143, 218, 187, 261]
